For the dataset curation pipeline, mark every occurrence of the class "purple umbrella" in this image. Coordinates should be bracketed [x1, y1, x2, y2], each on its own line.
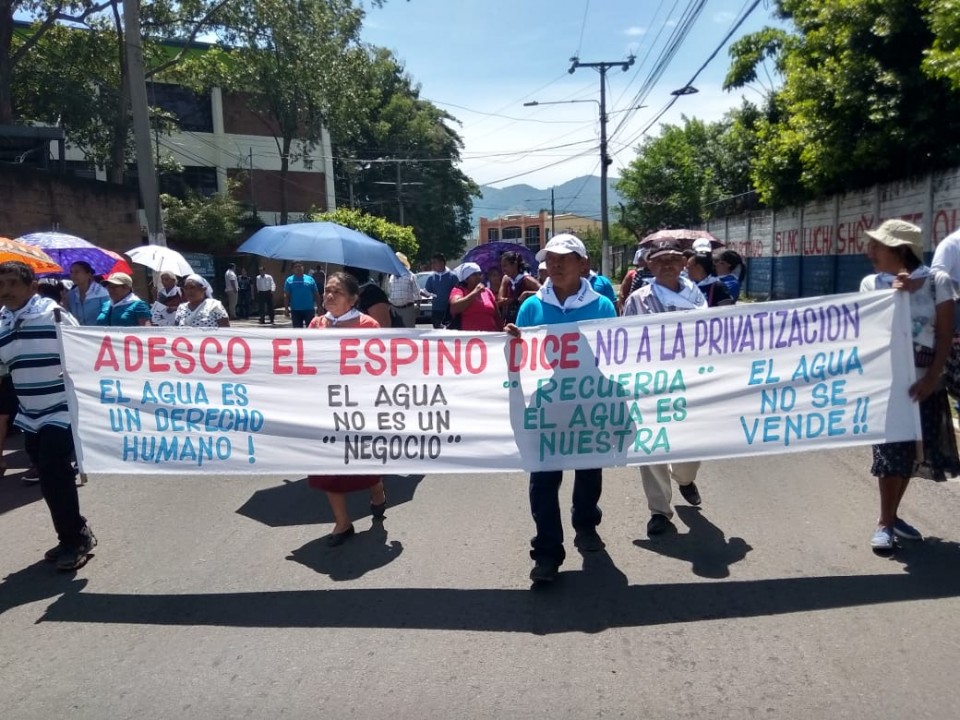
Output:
[462, 241, 538, 273]
[17, 232, 124, 276]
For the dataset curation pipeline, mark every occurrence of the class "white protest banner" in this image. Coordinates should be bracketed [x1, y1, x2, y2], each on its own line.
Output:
[60, 290, 919, 475]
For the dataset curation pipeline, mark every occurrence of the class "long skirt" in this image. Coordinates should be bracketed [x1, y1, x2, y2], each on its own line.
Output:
[871, 386, 960, 481]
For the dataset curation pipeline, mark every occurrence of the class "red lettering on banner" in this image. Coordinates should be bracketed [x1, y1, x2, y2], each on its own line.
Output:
[93, 337, 120, 371]
[273, 338, 316, 375]
[147, 336, 170, 372]
[507, 333, 581, 372]
[171, 337, 196, 374]
[339, 338, 487, 376]
[93, 335, 250, 375]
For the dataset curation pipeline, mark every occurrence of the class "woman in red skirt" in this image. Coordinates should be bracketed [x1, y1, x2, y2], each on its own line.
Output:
[307, 271, 386, 546]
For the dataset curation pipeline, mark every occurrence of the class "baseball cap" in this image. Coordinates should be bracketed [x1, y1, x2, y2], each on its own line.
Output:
[646, 239, 686, 261]
[535, 233, 588, 262]
[102, 272, 133, 288]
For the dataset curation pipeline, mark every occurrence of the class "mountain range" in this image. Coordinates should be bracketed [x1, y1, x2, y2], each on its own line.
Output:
[471, 175, 623, 230]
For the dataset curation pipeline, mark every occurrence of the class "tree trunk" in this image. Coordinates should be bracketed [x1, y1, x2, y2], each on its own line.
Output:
[0, 1, 15, 124]
[279, 134, 291, 225]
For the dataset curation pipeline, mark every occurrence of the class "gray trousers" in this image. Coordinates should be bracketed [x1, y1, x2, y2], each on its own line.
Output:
[640, 461, 701, 518]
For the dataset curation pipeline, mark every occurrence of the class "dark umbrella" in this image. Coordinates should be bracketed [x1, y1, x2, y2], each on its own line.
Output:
[639, 229, 724, 250]
[18, 231, 130, 276]
[462, 241, 538, 273]
[238, 222, 408, 276]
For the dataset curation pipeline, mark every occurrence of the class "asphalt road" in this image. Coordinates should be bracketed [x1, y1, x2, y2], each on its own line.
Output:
[2, 438, 960, 719]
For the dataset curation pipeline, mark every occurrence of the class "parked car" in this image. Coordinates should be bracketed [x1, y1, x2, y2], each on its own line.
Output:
[415, 271, 433, 325]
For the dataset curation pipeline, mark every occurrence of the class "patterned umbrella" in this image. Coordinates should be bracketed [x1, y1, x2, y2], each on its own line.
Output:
[101, 249, 134, 276]
[18, 231, 129, 276]
[0, 236, 63, 274]
[639, 229, 724, 249]
[462, 241, 538, 273]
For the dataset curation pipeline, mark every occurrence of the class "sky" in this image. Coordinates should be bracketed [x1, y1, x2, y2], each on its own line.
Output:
[361, 0, 784, 190]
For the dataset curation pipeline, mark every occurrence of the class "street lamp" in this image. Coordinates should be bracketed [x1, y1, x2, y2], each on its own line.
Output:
[523, 99, 646, 276]
[670, 85, 699, 96]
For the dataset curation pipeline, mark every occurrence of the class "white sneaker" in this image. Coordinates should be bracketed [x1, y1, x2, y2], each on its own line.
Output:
[22, 466, 39, 484]
[871, 526, 895, 550]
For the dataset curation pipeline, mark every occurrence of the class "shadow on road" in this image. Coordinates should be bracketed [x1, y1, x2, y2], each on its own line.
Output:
[286, 519, 403, 581]
[236, 474, 425, 527]
[633, 506, 753, 579]
[28, 537, 960, 634]
[0, 562, 88, 618]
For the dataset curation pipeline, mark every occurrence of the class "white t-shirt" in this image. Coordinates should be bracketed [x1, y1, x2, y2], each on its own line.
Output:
[224, 269, 238, 292]
[861, 268, 953, 349]
[931, 229, 960, 291]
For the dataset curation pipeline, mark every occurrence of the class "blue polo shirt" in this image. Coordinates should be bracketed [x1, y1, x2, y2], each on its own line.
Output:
[516, 280, 616, 327]
[284, 274, 319, 311]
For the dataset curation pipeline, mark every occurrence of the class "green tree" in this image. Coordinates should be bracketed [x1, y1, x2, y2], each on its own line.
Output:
[177, 0, 371, 224]
[10, 1, 232, 182]
[334, 48, 479, 263]
[161, 181, 249, 251]
[726, 0, 960, 205]
[921, 0, 960, 90]
[309, 206, 418, 260]
[617, 117, 726, 237]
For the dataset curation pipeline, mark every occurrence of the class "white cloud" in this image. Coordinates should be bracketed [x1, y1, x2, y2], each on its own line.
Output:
[665, 19, 678, 27]
[713, 12, 735, 24]
[624, 26, 647, 37]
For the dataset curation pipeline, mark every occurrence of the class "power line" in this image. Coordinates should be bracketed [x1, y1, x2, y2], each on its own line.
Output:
[611, 0, 764, 154]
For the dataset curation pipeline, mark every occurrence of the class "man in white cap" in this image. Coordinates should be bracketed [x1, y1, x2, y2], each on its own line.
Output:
[506, 233, 617, 584]
[623, 239, 708, 536]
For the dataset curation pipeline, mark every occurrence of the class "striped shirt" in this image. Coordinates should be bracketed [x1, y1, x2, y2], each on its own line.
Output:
[0, 295, 78, 432]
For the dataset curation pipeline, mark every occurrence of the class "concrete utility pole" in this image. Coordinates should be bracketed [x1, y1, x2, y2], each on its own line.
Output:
[123, 0, 166, 246]
[569, 54, 634, 277]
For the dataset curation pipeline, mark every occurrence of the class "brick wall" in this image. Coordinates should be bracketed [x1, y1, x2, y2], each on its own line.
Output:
[0, 165, 141, 251]
[228, 168, 328, 215]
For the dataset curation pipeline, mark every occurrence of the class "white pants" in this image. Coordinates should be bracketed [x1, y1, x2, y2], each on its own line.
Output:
[640, 461, 701, 518]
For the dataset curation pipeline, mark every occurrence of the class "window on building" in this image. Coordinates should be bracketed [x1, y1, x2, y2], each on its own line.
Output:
[159, 166, 219, 199]
[487, 228, 499, 241]
[525, 226, 540, 251]
[502, 226, 522, 241]
[147, 82, 214, 133]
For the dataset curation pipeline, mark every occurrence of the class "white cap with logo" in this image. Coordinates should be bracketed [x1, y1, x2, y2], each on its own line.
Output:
[536, 233, 588, 262]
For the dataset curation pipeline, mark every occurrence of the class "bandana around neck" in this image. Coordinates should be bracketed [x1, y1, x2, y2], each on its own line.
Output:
[535, 278, 600, 312]
[874, 265, 931, 289]
[650, 277, 705, 311]
[323, 308, 362, 325]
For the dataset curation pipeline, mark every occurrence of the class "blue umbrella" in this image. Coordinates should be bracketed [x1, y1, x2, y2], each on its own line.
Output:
[238, 222, 408, 276]
[462, 241, 538, 274]
[18, 231, 124, 276]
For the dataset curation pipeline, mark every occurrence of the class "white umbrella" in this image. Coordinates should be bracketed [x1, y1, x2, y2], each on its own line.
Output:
[124, 246, 194, 276]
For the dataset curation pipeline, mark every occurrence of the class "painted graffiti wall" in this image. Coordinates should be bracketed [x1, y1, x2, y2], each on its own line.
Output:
[703, 168, 960, 300]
